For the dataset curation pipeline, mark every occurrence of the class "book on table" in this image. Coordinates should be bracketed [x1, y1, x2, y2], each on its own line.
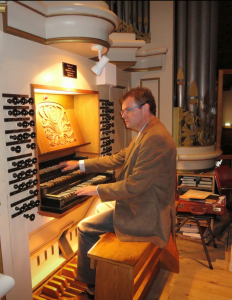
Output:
[179, 189, 213, 201]
[199, 180, 212, 184]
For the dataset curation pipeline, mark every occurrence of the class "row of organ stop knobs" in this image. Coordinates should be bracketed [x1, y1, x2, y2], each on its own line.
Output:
[100, 100, 114, 156]
[6, 96, 39, 221]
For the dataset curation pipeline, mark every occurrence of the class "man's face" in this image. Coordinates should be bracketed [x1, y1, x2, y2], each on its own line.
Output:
[121, 96, 145, 131]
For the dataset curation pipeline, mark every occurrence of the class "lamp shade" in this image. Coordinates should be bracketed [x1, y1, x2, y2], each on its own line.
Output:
[91, 55, 109, 76]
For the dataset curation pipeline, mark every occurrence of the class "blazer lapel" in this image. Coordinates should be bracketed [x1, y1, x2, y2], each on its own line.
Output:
[117, 116, 160, 179]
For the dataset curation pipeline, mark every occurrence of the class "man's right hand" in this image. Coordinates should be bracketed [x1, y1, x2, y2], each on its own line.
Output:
[56, 161, 79, 172]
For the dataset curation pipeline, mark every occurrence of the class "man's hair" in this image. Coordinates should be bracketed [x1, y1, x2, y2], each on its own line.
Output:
[120, 87, 156, 116]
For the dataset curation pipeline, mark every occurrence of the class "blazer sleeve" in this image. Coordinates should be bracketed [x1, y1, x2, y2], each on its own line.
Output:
[98, 133, 176, 201]
[84, 148, 126, 173]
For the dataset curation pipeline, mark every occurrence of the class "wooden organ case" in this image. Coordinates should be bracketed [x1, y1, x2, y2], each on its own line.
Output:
[1, 85, 115, 300]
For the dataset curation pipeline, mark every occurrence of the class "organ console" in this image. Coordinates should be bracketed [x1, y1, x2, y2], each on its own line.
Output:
[1, 87, 117, 300]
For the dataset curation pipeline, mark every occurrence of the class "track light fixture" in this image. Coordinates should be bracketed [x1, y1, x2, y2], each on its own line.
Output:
[91, 45, 109, 76]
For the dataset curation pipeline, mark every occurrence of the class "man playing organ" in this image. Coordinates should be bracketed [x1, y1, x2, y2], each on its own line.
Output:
[57, 87, 177, 300]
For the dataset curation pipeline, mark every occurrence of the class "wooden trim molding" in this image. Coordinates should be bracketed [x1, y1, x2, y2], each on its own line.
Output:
[30, 84, 99, 95]
[46, 37, 110, 49]
[1, 2, 116, 50]
[124, 66, 162, 72]
[0, 3, 7, 13]
[14, 1, 117, 32]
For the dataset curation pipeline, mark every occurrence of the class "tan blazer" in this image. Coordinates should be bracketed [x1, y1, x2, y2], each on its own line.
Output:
[84, 116, 176, 249]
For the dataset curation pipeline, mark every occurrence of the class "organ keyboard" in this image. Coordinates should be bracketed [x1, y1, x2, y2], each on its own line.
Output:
[39, 157, 115, 214]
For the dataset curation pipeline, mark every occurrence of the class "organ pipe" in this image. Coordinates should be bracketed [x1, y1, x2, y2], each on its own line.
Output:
[208, 1, 219, 125]
[198, 1, 211, 120]
[187, 1, 200, 114]
[176, 1, 187, 110]
[176, 1, 218, 119]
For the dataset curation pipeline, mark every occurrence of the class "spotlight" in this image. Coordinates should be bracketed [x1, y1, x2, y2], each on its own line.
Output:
[91, 45, 109, 76]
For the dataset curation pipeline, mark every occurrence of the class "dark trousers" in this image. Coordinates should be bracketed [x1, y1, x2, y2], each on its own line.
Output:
[76, 208, 115, 285]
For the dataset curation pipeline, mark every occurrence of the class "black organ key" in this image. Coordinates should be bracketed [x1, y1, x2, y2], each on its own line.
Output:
[26, 180, 33, 188]
[12, 159, 37, 168]
[20, 109, 34, 117]
[23, 132, 36, 139]
[28, 109, 35, 116]
[23, 133, 30, 139]
[103, 146, 112, 152]
[33, 179, 38, 185]
[13, 171, 25, 179]
[34, 200, 40, 206]
[25, 169, 32, 176]
[14, 182, 26, 190]
[11, 146, 21, 153]
[12, 160, 24, 168]
[23, 213, 35, 221]
[8, 109, 20, 117]
[7, 97, 20, 105]
[102, 129, 115, 135]
[10, 134, 23, 141]
[25, 158, 32, 165]
[17, 120, 35, 128]
[101, 115, 114, 121]
[28, 97, 34, 105]
[26, 143, 36, 149]
[20, 97, 27, 105]
[7, 96, 34, 105]
[32, 168, 38, 175]
[21, 109, 28, 116]
[29, 189, 39, 196]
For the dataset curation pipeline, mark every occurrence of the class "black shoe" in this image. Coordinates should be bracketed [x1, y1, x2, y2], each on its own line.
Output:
[79, 290, 94, 300]
[86, 291, 94, 300]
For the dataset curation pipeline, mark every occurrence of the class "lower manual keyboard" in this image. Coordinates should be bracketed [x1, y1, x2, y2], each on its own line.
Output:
[40, 172, 114, 214]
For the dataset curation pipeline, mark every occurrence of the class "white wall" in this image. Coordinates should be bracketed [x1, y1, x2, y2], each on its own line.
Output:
[131, 1, 174, 135]
[0, 32, 97, 95]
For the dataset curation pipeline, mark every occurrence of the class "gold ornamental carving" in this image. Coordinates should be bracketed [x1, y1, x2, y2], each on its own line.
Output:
[115, 20, 151, 43]
[178, 109, 215, 147]
[37, 102, 76, 147]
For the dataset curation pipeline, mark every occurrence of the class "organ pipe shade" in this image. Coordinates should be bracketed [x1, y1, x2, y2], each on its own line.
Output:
[106, 1, 150, 34]
[176, 1, 187, 109]
[208, 1, 219, 124]
[175, 1, 218, 121]
[198, 1, 211, 120]
[187, 1, 199, 112]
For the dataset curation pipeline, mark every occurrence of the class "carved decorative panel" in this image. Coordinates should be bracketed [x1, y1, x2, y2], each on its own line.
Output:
[37, 102, 76, 147]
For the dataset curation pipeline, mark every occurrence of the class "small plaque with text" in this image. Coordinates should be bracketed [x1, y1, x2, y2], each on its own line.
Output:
[62, 62, 77, 79]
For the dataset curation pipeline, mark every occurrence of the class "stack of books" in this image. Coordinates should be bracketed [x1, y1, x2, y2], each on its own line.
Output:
[197, 177, 213, 189]
[177, 219, 213, 241]
[179, 176, 197, 187]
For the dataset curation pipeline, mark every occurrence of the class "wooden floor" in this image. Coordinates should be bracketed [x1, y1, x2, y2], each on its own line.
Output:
[145, 229, 232, 300]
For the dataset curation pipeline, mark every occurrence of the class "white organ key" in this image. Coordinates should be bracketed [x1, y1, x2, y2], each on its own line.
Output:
[39, 165, 57, 175]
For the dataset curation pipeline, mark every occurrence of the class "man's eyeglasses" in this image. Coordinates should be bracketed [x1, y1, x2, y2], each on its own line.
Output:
[120, 103, 146, 116]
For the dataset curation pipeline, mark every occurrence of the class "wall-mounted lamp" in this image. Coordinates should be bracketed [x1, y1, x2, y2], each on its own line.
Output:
[91, 45, 109, 76]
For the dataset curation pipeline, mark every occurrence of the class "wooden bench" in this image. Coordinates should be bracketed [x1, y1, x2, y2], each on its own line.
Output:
[88, 231, 179, 300]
